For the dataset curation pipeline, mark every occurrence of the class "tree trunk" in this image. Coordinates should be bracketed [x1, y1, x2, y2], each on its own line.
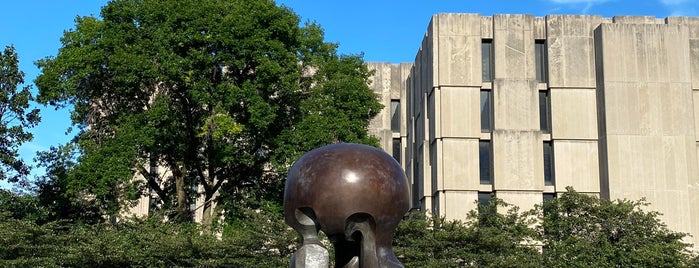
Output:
[174, 166, 189, 222]
[201, 191, 214, 232]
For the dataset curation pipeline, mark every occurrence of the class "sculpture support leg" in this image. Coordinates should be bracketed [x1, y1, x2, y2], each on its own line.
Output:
[289, 208, 329, 268]
[290, 243, 329, 268]
[345, 214, 379, 268]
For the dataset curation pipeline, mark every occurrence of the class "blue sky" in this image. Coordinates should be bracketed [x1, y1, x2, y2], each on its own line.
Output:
[1, 0, 696, 189]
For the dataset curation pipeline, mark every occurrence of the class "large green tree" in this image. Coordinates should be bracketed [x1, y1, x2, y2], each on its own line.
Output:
[35, 0, 381, 223]
[540, 187, 694, 268]
[0, 45, 40, 183]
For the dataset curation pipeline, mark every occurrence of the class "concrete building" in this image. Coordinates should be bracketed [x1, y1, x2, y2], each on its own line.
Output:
[368, 14, 699, 249]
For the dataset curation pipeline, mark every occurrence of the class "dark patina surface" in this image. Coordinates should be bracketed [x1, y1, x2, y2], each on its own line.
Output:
[284, 143, 410, 268]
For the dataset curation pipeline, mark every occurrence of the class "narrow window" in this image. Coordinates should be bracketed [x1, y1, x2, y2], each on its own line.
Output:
[543, 193, 556, 216]
[543, 193, 556, 203]
[539, 91, 550, 133]
[535, 40, 548, 83]
[479, 141, 491, 184]
[478, 192, 493, 213]
[392, 138, 401, 164]
[480, 90, 491, 132]
[543, 141, 554, 186]
[482, 39, 493, 82]
[390, 100, 400, 132]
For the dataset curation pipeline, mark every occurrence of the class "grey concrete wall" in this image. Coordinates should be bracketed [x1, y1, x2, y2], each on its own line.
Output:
[545, 15, 601, 196]
[595, 22, 698, 248]
[373, 14, 699, 250]
[491, 14, 544, 197]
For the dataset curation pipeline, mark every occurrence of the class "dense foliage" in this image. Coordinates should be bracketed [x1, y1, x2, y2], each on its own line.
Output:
[394, 198, 542, 267]
[0, 45, 40, 184]
[3, 189, 697, 267]
[0, 216, 291, 267]
[34, 0, 381, 223]
[541, 187, 694, 268]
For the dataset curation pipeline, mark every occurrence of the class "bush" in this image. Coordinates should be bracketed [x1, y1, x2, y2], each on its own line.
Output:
[394, 198, 542, 267]
[0, 214, 296, 267]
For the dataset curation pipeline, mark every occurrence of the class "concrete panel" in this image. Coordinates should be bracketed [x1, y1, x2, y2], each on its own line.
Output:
[481, 16, 493, 39]
[493, 79, 539, 131]
[605, 135, 697, 244]
[553, 140, 600, 193]
[434, 14, 482, 86]
[493, 130, 544, 191]
[426, 18, 437, 90]
[429, 90, 438, 141]
[496, 191, 542, 213]
[367, 63, 390, 131]
[436, 13, 480, 36]
[665, 17, 699, 38]
[417, 39, 427, 94]
[601, 82, 642, 136]
[695, 91, 699, 141]
[692, 143, 699, 250]
[441, 138, 479, 191]
[371, 130, 393, 153]
[400, 63, 412, 135]
[663, 82, 696, 136]
[494, 14, 535, 80]
[665, 18, 699, 89]
[692, 39, 699, 89]
[664, 26, 692, 84]
[442, 191, 479, 221]
[419, 142, 433, 200]
[422, 196, 432, 215]
[431, 140, 440, 193]
[550, 88, 598, 139]
[546, 15, 602, 88]
[600, 81, 694, 137]
[612, 16, 657, 24]
[534, 17, 546, 40]
[431, 191, 443, 217]
[437, 35, 482, 86]
[440, 87, 480, 138]
[390, 63, 402, 100]
[596, 24, 691, 83]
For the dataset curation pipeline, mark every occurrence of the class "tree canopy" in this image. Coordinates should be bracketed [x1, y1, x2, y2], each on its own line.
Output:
[394, 198, 542, 267]
[2, 185, 698, 266]
[0, 45, 40, 184]
[540, 187, 693, 268]
[35, 0, 382, 222]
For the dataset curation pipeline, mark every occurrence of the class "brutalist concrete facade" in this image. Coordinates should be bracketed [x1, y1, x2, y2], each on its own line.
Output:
[368, 14, 699, 249]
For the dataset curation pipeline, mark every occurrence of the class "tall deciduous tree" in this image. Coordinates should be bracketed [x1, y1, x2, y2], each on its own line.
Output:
[35, 0, 381, 223]
[0, 46, 40, 184]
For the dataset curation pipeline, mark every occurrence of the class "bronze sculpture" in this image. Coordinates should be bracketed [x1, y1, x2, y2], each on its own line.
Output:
[284, 143, 410, 268]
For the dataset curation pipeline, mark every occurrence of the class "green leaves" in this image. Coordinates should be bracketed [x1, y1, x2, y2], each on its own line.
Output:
[199, 113, 243, 141]
[35, 0, 383, 222]
[2, 187, 698, 267]
[394, 199, 542, 268]
[540, 187, 693, 268]
[393, 189, 697, 268]
[0, 45, 40, 183]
